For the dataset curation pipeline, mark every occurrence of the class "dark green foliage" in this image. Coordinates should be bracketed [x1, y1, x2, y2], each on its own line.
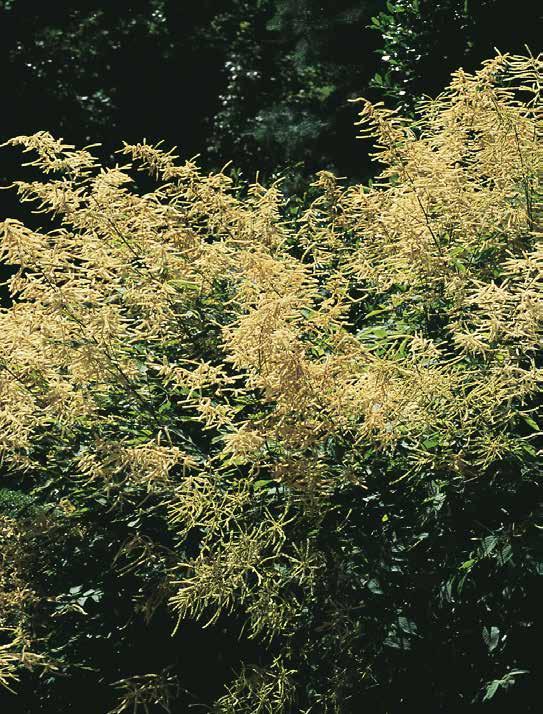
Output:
[0, 1, 224, 153]
[370, 0, 542, 112]
[289, 460, 542, 711]
[0, 489, 37, 518]
[207, 0, 383, 185]
[1, 506, 263, 713]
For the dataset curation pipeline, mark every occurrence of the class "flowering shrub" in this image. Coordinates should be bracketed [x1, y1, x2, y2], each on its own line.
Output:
[0, 53, 541, 712]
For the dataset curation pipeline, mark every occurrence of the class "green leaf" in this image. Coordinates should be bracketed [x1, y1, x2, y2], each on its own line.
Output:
[398, 616, 417, 635]
[482, 680, 500, 702]
[367, 578, 383, 594]
[521, 414, 539, 431]
[254, 479, 275, 491]
[422, 435, 439, 450]
[481, 536, 498, 557]
[482, 626, 500, 652]
[521, 443, 537, 456]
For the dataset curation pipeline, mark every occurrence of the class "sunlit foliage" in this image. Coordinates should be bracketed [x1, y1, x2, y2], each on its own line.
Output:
[0, 53, 541, 711]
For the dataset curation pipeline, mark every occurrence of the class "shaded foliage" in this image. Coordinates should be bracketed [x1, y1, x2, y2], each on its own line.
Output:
[370, 0, 542, 112]
[206, 0, 383, 185]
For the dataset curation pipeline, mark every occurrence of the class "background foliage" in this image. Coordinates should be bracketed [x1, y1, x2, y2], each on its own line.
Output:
[370, 0, 542, 112]
[1, 1, 540, 182]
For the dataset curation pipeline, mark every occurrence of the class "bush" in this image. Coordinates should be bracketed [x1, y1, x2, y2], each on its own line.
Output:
[0, 53, 541, 712]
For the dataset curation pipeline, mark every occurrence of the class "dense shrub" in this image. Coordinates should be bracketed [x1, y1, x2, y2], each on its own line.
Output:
[0, 53, 541, 712]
